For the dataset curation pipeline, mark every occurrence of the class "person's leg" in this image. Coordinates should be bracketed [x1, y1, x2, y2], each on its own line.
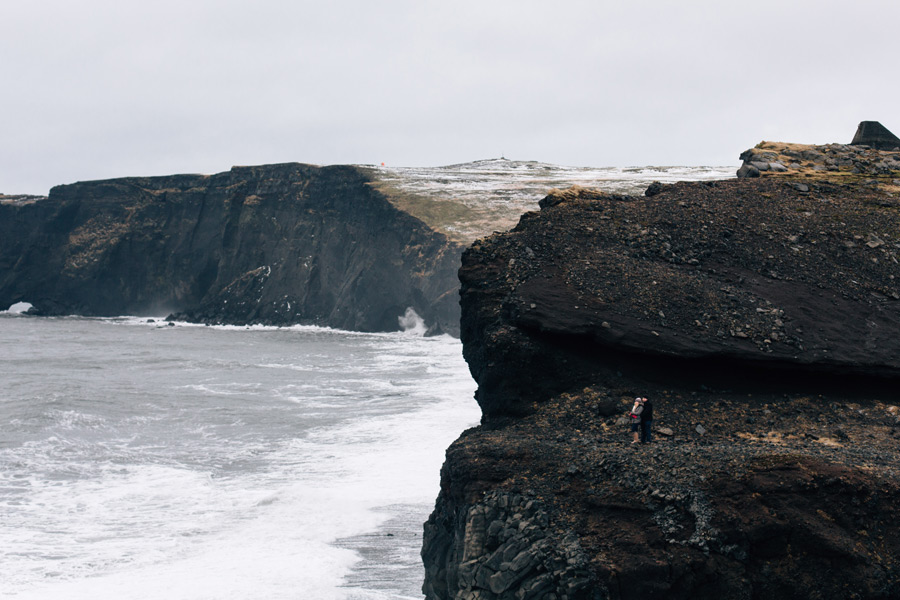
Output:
[642, 420, 652, 443]
[632, 422, 640, 443]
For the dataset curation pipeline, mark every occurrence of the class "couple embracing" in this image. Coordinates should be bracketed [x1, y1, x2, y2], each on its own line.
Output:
[630, 397, 653, 444]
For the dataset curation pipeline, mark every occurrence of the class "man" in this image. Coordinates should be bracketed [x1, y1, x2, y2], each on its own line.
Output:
[640, 397, 653, 444]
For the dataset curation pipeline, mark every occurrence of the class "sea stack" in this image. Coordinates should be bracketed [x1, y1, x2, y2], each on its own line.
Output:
[850, 120, 900, 150]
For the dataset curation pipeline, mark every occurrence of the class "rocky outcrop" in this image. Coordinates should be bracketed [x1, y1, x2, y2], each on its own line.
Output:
[423, 174, 900, 598]
[736, 127, 900, 182]
[851, 121, 900, 151]
[0, 163, 463, 334]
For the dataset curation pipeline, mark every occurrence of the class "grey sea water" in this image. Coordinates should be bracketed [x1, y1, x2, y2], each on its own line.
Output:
[0, 314, 479, 599]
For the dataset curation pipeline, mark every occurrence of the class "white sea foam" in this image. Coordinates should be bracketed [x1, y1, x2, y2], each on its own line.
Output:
[397, 307, 427, 336]
[2, 301, 33, 314]
[0, 319, 479, 599]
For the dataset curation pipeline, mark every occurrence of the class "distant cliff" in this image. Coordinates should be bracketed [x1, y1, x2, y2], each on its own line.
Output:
[0, 163, 463, 334]
[424, 169, 900, 598]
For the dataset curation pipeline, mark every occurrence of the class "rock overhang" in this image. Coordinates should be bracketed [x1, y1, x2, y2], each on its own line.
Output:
[460, 178, 900, 420]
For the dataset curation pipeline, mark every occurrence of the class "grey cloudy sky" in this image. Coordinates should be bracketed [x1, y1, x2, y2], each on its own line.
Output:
[3, 0, 898, 194]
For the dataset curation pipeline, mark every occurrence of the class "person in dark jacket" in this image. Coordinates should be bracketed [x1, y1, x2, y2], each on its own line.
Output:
[640, 397, 653, 444]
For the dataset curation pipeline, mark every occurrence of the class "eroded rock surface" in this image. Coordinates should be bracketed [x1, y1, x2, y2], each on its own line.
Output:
[424, 391, 900, 599]
[424, 175, 900, 599]
[423, 490, 593, 600]
[460, 179, 900, 419]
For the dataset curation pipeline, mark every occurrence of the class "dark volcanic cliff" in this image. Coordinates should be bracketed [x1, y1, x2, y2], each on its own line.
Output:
[423, 176, 900, 599]
[0, 163, 463, 334]
[461, 179, 900, 420]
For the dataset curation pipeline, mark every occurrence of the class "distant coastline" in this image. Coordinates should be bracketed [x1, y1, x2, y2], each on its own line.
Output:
[0, 160, 733, 335]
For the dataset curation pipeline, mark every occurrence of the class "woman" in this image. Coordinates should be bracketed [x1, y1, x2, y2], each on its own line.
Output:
[629, 397, 643, 444]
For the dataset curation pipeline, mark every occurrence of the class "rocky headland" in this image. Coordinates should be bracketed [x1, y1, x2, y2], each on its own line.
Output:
[423, 129, 900, 599]
[0, 163, 463, 334]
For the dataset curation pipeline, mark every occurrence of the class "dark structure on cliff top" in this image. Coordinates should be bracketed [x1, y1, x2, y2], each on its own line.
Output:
[851, 120, 900, 150]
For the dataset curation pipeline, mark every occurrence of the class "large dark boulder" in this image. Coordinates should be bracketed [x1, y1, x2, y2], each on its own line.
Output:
[851, 120, 900, 150]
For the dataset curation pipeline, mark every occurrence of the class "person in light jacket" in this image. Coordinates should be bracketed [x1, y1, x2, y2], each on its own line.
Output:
[630, 398, 643, 444]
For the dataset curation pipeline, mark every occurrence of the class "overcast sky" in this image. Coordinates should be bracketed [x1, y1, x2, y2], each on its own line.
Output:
[3, 0, 898, 194]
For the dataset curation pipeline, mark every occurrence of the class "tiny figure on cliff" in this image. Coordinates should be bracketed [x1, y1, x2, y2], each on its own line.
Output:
[640, 397, 653, 444]
[630, 398, 643, 444]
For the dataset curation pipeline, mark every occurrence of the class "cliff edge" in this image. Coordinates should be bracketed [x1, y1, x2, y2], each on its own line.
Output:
[424, 152, 900, 598]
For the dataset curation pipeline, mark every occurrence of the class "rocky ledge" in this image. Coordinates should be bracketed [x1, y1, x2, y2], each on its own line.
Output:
[423, 171, 900, 598]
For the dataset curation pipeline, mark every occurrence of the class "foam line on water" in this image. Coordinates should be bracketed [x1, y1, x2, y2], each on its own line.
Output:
[1, 322, 478, 599]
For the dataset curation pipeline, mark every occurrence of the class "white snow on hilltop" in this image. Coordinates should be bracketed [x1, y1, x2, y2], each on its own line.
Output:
[367, 158, 737, 243]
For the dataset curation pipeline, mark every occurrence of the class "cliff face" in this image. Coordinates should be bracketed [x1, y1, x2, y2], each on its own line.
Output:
[424, 176, 900, 599]
[0, 163, 463, 334]
[460, 179, 900, 420]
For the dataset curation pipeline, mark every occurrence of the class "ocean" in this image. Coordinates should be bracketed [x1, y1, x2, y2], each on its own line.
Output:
[1, 163, 737, 599]
[0, 312, 479, 599]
